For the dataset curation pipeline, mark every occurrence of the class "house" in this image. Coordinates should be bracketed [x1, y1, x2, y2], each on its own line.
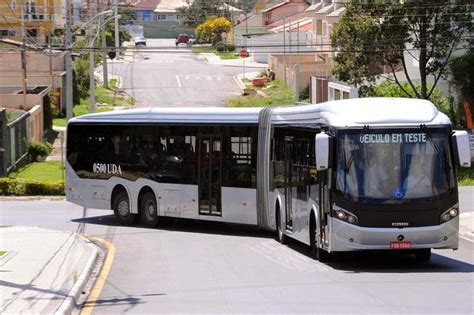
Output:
[133, 0, 161, 21]
[0, 0, 58, 45]
[260, 0, 310, 26]
[305, 0, 345, 66]
[154, 0, 190, 22]
[0, 39, 67, 112]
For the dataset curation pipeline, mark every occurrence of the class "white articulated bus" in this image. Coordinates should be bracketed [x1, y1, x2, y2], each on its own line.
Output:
[66, 98, 471, 261]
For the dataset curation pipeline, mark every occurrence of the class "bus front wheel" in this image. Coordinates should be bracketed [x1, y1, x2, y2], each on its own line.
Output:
[310, 216, 329, 262]
[113, 190, 137, 225]
[140, 192, 159, 227]
[275, 207, 287, 244]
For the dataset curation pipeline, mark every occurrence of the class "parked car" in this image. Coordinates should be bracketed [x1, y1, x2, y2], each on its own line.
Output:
[134, 36, 146, 46]
[175, 34, 189, 47]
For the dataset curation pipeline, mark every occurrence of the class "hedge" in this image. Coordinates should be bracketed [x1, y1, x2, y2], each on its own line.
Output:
[0, 178, 65, 196]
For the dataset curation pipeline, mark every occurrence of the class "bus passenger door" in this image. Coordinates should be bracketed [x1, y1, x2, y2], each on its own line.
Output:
[318, 170, 329, 247]
[284, 138, 293, 231]
[198, 136, 222, 216]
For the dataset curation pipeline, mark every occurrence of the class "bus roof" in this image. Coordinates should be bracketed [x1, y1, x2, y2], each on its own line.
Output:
[69, 98, 450, 128]
[69, 107, 262, 124]
[271, 98, 451, 127]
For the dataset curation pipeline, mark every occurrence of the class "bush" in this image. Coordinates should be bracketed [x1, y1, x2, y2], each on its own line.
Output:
[27, 141, 52, 162]
[216, 42, 225, 52]
[0, 178, 64, 196]
[215, 42, 235, 52]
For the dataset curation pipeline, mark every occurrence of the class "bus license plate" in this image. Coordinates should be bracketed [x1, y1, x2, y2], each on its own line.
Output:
[390, 241, 411, 249]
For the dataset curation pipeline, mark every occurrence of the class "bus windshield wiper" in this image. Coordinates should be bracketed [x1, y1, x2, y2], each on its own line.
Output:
[344, 125, 369, 174]
[419, 124, 451, 188]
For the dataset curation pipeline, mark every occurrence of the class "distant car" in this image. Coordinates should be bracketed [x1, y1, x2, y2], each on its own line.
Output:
[134, 36, 146, 46]
[175, 34, 189, 46]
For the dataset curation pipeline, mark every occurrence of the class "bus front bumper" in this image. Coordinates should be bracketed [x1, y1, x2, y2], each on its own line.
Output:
[329, 216, 459, 252]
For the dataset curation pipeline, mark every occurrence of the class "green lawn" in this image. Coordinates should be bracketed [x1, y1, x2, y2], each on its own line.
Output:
[9, 161, 64, 182]
[227, 79, 294, 107]
[193, 46, 237, 59]
[0, 251, 6, 257]
[457, 166, 474, 186]
[53, 84, 135, 127]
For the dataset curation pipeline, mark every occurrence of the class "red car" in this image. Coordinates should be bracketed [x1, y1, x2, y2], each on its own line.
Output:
[175, 34, 189, 46]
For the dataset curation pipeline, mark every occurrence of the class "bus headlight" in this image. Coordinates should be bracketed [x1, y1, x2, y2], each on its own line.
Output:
[440, 206, 458, 223]
[333, 205, 359, 226]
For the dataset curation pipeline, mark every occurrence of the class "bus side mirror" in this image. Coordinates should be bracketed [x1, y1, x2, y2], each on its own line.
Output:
[452, 130, 471, 167]
[315, 132, 333, 171]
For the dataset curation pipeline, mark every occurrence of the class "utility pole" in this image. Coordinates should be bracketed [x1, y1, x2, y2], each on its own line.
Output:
[89, 1, 96, 113]
[101, 0, 108, 88]
[65, 0, 73, 121]
[102, 14, 108, 88]
[20, 5, 27, 109]
[114, 0, 119, 57]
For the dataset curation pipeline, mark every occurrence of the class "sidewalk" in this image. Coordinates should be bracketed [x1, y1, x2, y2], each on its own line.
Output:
[198, 53, 267, 68]
[0, 226, 99, 314]
[459, 186, 474, 241]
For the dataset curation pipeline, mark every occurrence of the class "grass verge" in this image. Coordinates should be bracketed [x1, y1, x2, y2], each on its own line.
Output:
[457, 166, 474, 186]
[193, 46, 237, 59]
[53, 84, 135, 127]
[0, 251, 6, 257]
[9, 161, 64, 182]
[227, 79, 294, 107]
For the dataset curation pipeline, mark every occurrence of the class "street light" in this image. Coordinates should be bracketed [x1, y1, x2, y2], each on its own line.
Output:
[82, 9, 114, 113]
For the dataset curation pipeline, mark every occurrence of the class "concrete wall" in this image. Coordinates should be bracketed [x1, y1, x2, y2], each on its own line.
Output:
[247, 31, 313, 63]
[27, 105, 43, 143]
[269, 53, 331, 95]
[0, 51, 65, 72]
[0, 86, 50, 111]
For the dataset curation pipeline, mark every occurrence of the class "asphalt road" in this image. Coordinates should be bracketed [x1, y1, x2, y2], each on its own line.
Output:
[108, 39, 243, 107]
[0, 200, 473, 314]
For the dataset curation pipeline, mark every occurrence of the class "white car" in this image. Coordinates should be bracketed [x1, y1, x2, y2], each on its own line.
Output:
[134, 36, 146, 46]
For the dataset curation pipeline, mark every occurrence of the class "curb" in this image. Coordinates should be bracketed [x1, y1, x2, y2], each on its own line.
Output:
[233, 74, 246, 91]
[54, 235, 100, 315]
[0, 196, 65, 201]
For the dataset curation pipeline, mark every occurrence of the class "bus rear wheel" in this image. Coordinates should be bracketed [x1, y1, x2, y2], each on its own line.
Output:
[113, 190, 137, 225]
[415, 248, 431, 262]
[140, 192, 159, 227]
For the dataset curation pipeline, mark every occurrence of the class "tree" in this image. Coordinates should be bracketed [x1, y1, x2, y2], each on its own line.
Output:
[196, 16, 232, 45]
[118, 5, 137, 25]
[331, 0, 473, 100]
[450, 49, 474, 112]
[361, 80, 466, 128]
[177, 0, 232, 28]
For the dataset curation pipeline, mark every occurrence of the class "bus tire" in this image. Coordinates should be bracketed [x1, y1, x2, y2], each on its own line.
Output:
[113, 190, 137, 225]
[140, 192, 159, 227]
[275, 206, 287, 244]
[310, 215, 329, 262]
[415, 248, 431, 262]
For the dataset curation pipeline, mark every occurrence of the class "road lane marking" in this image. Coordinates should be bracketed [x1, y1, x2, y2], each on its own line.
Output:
[176, 75, 182, 88]
[80, 235, 116, 315]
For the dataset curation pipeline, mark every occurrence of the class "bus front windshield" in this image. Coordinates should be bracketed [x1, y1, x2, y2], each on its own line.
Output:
[335, 127, 455, 204]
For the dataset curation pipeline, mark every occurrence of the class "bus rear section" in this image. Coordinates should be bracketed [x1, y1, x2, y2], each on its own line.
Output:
[66, 122, 260, 226]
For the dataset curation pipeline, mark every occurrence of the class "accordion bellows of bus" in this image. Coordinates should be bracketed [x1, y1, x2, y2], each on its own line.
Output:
[66, 98, 471, 262]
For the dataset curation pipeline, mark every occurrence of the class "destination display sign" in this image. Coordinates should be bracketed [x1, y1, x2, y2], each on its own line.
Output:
[359, 133, 427, 144]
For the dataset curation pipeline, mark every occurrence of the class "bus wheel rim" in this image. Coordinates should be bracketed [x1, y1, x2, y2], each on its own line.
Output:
[118, 199, 129, 217]
[146, 201, 155, 218]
